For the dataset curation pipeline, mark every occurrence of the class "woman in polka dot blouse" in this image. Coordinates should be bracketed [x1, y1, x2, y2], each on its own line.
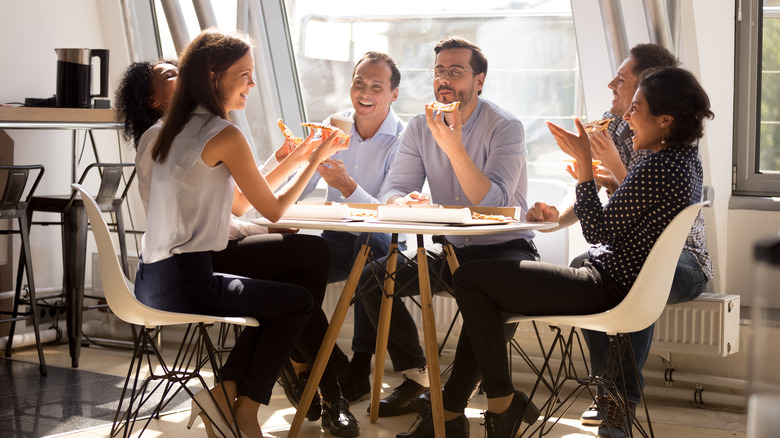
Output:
[417, 66, 713, 438]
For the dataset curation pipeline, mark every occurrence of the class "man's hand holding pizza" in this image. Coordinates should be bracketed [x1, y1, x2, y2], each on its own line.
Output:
[425, 103, 465, 157]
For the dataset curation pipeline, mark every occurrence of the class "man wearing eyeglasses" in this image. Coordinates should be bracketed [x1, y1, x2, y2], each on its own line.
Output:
[351, 36, 538, 437]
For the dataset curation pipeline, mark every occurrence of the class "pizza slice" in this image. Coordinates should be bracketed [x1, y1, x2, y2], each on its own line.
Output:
[276, 118, 304, 146]
[471, 211, 509, 221]
[582, 117, 612, 133]
[426, 101, 461, 112]
[300, 121, 350, 141]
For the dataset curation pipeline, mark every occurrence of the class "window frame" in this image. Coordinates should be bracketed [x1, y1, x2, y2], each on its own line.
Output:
[734, 0, 780, 197]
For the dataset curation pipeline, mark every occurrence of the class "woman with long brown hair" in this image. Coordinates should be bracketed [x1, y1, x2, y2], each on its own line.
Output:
[134, 29, 357, 437]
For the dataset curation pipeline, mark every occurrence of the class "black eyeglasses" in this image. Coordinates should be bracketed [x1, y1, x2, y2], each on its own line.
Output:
[429, 66, 476, 81]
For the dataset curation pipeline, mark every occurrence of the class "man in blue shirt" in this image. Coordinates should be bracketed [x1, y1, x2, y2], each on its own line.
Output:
[354, 37, 538, 434]
[273, 52, 407, 406]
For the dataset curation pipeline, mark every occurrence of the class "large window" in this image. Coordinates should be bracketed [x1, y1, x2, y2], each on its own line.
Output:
[734, 0, 780, 197]
[145, 0, 584, 182]
[283, 0, 583, 181]
[760, 3, 780, 173]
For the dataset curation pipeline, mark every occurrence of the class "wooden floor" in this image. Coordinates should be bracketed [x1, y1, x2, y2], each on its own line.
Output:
[2, 339, 746, 438]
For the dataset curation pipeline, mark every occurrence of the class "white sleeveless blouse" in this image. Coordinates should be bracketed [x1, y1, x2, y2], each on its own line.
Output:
[142, 107, 234, 264]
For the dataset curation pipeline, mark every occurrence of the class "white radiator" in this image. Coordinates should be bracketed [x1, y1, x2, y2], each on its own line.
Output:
[651, 293, 741, 357]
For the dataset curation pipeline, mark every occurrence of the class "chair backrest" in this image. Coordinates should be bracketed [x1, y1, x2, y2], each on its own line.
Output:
[68, 163, 136, 211]
[527, 178, 569, 265]
[72, 184, 259, 328]
[0, 165, 44, 213]
[506, 201, 709, 334]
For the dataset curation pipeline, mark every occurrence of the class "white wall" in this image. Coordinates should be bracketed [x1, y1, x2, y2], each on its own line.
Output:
[679, 1, 736, 295]
[683, 0, 780, 305]
[0, 0, 135, 291]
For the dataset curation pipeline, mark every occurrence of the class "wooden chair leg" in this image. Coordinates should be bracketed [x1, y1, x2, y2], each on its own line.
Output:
[416, 245, 445, 438]
[288, 244, 371, 438]
[369, 240, 398, 422]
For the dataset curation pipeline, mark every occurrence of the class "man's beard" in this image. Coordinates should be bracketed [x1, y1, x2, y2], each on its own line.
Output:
[436, 83, 475, 108]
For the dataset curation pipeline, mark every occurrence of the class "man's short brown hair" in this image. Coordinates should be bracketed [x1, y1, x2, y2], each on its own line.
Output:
[353, 51, 401, 90]
[434, 36, 488, 77]
[629, 43, 680, 76]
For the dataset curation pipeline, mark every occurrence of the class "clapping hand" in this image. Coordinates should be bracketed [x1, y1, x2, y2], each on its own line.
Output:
[546, 119, 594, 183]
[589, 130, 628, 184]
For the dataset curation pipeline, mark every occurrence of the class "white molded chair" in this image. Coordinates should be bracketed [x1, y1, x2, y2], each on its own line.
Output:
[505, 201, 709, 438]
[73, 184, 259, 437]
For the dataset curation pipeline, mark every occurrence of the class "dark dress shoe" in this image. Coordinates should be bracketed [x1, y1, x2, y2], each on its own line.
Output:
[322, 397, 360, 437]
[411, 391, 431, 415]
[396, 413, 469, 438]
[368, 379, 427, 417]
[483, 390, 540, 438]
[278, 361, 322, 421]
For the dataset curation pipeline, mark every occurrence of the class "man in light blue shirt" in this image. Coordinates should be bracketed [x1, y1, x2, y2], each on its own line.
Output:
[354, 37, 539, 435]
[272, 52, 406, 405]
[299, 52, 406, 287]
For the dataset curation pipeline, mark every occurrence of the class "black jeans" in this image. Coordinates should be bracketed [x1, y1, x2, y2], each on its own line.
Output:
[210, 233, 344, 399]
[134, 251, 315, 404]
[447, 258, 626, 411]
[358, 237, 538, 376]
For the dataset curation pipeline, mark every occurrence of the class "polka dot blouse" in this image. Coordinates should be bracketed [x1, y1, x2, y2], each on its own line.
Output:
[573, 144, 703, 292]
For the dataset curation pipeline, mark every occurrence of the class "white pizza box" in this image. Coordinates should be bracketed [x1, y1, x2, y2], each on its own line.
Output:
[377, 204, 521, 224]
[281, 202, 351, 220]
[376, 205, 471, 224]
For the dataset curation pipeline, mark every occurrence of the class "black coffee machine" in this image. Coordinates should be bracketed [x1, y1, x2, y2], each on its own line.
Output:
[55, 48, 109, 108]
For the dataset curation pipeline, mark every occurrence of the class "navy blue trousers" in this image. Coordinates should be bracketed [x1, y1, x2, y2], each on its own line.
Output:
[134, 251, 315, 404]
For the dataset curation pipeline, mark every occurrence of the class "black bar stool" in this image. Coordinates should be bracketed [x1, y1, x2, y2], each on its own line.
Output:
[27, 162, 135, 368]
[0, 164, 47, 375]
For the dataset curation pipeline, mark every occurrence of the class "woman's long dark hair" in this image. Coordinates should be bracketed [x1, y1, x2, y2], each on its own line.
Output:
[639, 66, 714, 145]
[152, 29, 253, 163]
[114, 59, 176, 147]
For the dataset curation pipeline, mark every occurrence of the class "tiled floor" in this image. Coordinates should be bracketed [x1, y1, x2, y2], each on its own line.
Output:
[2, 340, 746, 438]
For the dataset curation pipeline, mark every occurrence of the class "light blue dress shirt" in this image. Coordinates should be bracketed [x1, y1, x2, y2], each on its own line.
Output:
[299, 107, 405, 203]
[379, 98, 533, 247]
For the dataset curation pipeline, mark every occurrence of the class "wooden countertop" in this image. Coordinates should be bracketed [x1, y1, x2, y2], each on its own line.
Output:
[0, 106, 117, 123]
